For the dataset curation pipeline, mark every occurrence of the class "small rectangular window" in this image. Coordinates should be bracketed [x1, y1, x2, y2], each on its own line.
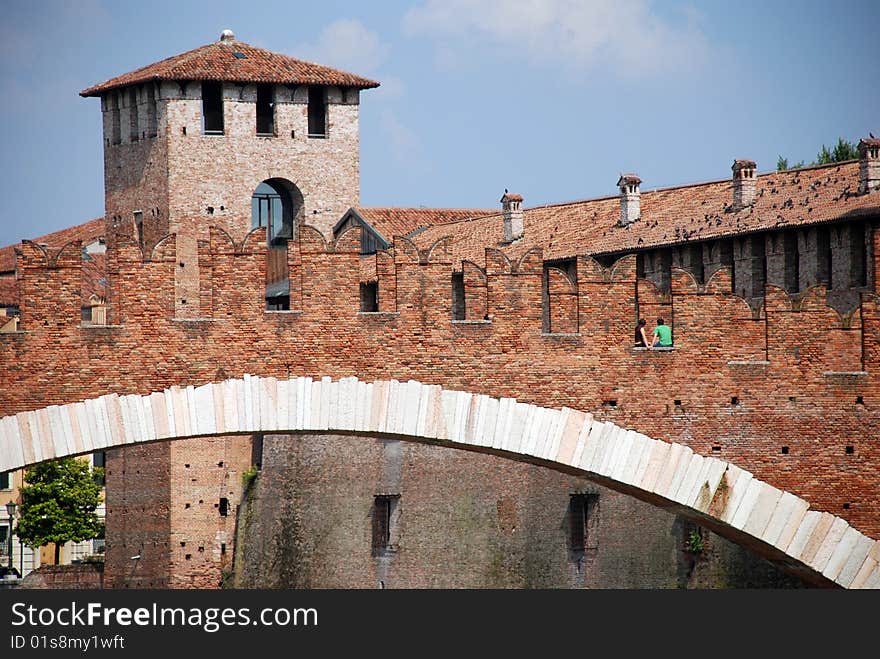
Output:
[110, 92, 121, 145]
[202, 81, 224, 134]
[569, 493, 598, 553]
[451, 272, 465, 320]
[0, 472, 10, 490]
[372, 495, 398, 555]
[133, 210, 144, 247]
[81, 306, 92, 323]
[219, 497, 229, 517]
[92, 451, 106, 486]
[360, 282, 378, 312]
[146, 84, 158, 138]
[308, 86, 326, 137]
[256, 84, 275, 135]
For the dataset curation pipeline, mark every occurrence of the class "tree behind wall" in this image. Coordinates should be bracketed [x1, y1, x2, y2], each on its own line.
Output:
[777, 137, 860, 171]
[15, 458, 103, 565]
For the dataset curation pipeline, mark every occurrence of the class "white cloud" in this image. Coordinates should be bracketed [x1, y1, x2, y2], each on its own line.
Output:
[381, 109, 420, 164]
[296, 19, 390, 75]
[402, 0, 709, 77]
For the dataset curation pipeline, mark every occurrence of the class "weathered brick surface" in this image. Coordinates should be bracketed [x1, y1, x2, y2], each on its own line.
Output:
[231, 434, 803, 589]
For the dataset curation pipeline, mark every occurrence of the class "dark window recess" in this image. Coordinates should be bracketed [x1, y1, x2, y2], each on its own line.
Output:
[783, 231, 799, 293]
[146, 84, 157, 137]
[0, 472, 9, 490]
[219, 497, 229, 517]
[850, 224, 867, 288]
[845, 446, 854, 454]
[251, 435, 263, 469]
[81, 306, 92, 323]
[110, 92, 121, 145]
[266, 295, 290, 312]
[202, 81, 224, 134]
[569, 493, 598, 553]
[308, 86, 326, 137]
[256, 84, 274, 135]
[372, 495, 398, 555]
[781, 446, 789, 454]
[128, 87, 139, 141]
[360, 282, 379, 312]
[451, 272, 465, 320]
[134, 210, 144, 247]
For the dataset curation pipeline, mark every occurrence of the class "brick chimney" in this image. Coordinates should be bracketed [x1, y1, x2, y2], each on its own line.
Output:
[732, 159, 757, 210]
[501, 191, 524, 242]
[858, 137, 880, 194]
[616, 174, 641, 226]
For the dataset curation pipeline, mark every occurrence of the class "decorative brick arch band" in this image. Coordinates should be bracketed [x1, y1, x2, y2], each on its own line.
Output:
[0, 375, 877, 589]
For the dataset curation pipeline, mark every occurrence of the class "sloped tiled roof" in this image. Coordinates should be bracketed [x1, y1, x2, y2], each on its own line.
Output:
[0, 218, 105, 273]
[347, 207, 496, 244]
[81, 36, 380, 97]
[413, 161, 880, 267]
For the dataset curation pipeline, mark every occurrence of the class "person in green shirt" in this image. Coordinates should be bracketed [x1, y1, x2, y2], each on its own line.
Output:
[651, 317, 673, 348]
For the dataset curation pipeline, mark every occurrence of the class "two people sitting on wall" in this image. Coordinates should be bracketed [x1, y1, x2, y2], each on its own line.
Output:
[635, 318, 673, 348]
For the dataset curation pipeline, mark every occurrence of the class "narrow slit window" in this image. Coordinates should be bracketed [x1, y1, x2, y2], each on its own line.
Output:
[308, 86, 326, 137]
[451, 272, 465, 320]
[128, 87, 139, 141]
[372, 495, 398, 555]
[146, 84, 158, 138]
[0, 472, 10, 490]
[256, 84, 275, 135]
[202, 81, 224, 134]
[110, 92, 121, 145]
[360, 282, 378, 312]
[569, 493, 598, 553]
[219, 497, 229, 517]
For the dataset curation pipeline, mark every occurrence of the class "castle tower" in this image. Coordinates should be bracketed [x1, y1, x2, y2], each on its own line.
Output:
[81, 29, 379, 316]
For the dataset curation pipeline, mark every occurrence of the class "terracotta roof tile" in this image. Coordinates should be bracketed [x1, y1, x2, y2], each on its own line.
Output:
[413, 161, 880, 266]
[352, 207, 496, 243]
[81, 38, 379, 97]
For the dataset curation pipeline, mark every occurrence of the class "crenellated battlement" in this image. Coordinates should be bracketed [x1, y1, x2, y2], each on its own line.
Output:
[2, 225, 879, 537]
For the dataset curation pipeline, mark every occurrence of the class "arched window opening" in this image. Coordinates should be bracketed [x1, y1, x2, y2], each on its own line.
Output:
[251, 179, 303, 311]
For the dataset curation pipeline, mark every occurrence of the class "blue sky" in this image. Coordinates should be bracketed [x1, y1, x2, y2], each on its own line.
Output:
[1, 0, 878, 247]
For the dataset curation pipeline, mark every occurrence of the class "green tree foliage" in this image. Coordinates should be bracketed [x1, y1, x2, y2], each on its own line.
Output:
[777, 137, 859, 170]
[15, 458, 104, 564]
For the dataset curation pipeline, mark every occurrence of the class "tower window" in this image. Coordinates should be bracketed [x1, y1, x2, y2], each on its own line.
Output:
[146, 84, 158, 138]
[0, 472, 10, 490]
[202, 81, 224, 134]
[360, 282, 378, 312]
[256, 84, 275, 136]
[128, 87, 139, 142]
[307, 86, 326, 137]
[110, 92, 121, 145]
[219, 497, 229, 517]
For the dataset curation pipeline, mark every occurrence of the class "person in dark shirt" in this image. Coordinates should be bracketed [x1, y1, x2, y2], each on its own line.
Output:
[635, 318, 650, 347]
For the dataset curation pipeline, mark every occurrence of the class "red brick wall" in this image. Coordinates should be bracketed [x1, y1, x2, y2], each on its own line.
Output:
[1, 226, 877, 541]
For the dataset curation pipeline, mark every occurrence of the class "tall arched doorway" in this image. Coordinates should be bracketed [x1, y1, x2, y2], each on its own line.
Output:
[251, 179, 304, 310]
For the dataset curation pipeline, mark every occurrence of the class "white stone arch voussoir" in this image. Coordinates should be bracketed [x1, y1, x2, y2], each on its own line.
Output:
[1, 375, 878, 589]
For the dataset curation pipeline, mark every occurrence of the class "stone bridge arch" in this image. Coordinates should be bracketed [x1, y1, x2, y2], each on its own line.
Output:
[0, 375, 877, 589]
